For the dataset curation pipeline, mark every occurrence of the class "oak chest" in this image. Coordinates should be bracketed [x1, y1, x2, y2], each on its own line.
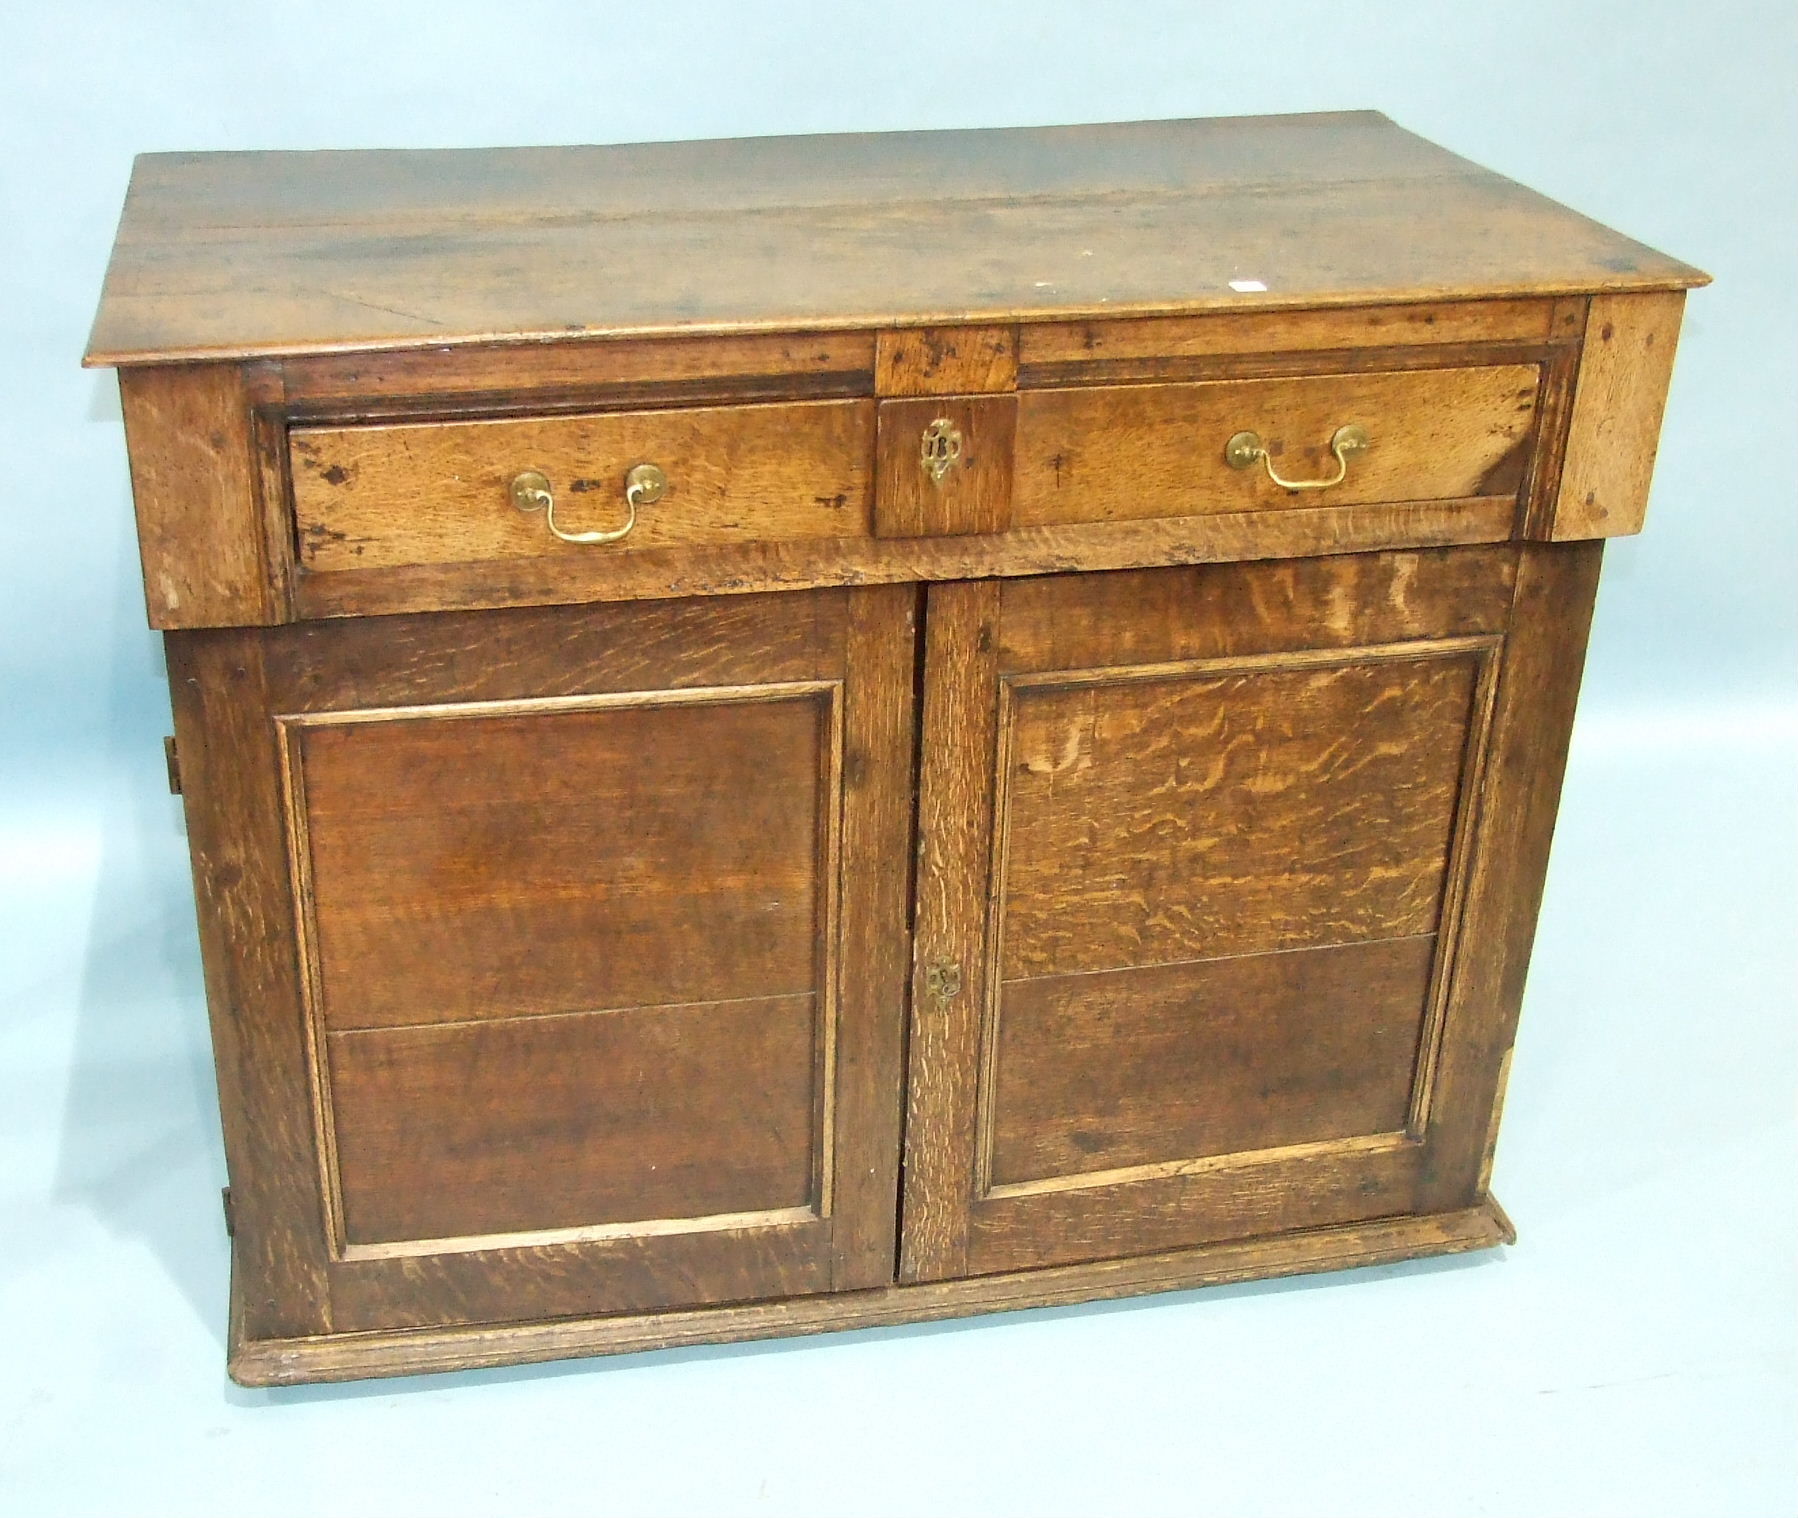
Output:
[86, 112, 1706, 1384]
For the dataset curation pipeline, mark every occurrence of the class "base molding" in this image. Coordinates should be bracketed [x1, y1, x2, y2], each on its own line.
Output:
[229, 1199, 1514, 1386]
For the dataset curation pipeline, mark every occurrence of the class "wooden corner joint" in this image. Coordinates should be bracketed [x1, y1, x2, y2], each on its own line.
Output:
[1544, 290, 1687, 542]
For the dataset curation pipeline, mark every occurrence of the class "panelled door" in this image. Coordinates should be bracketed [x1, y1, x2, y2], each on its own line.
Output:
[900, 543, 1596, 1280]
[171, 584, 915, 1339]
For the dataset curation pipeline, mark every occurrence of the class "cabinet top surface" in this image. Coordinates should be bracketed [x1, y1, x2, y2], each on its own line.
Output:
[85, 111, 1705, 368]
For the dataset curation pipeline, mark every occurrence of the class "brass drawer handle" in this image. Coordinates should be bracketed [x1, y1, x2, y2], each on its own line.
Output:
[1225, 423, 1369, 491]
[510, 463, 666, 544]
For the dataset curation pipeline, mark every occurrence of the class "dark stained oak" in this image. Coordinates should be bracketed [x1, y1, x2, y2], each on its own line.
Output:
[229, 1202, 1515, 1384]
[89, 115, 1699, 1382]
[87, 113, 1704, 366]
[290, 692, 831, 1029]
[327, 994, 819, 1246]
[988, 936, 1438, 1187]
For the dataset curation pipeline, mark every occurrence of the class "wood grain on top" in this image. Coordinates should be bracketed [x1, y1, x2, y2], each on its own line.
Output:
[86, 112, 1705, 366]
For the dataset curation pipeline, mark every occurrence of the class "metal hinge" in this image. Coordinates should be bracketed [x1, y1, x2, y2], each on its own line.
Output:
[163, 736, 182, 795]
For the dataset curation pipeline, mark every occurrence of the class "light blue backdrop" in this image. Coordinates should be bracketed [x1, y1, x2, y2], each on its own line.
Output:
[1, 5, 1792, 1515]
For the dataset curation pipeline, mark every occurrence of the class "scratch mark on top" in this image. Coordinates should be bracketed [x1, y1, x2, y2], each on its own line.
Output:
[306, 287, 448, 328]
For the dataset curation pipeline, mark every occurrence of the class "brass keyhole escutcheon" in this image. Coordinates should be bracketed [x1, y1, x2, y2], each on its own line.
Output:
[920, 418, 964, 485]
[925, 958, 963, 1003]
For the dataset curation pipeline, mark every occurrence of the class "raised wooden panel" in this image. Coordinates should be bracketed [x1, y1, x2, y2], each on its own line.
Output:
[272, 589, 850, 709]
[988, 937, 1437, 1189]
[967, 1138, 1431, 1274]
[290, 398, 873, 572]
[1013, 365, 1539, 528]
[998, 645, 1488, 980]
[284, 689, 833, 1030]
[327, 994, 818, 1249]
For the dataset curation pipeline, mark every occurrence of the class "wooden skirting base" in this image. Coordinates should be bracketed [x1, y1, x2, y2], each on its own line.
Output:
[229, 1199, 1516, 1387]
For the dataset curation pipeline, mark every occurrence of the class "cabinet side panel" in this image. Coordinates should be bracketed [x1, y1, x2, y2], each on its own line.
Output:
[121, 365, 278, 628]
[1416, 540, 1603, 1211]
[165, 630, 333, 1339]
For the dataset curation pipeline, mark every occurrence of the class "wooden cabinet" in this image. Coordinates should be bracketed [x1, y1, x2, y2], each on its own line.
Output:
[87, 113, 1704, 1384]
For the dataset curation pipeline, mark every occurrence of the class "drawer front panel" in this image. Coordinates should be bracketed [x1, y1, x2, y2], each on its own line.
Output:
[290, 397, 874, 572]
[1013, 365, 1539, 527]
